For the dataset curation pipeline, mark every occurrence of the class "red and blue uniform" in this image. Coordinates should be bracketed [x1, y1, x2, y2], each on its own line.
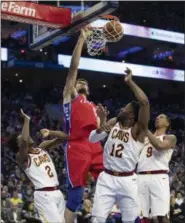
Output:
[63, 94, 103, 187]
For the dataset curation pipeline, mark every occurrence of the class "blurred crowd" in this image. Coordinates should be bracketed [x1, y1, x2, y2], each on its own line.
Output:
[1, 82, 185, 223]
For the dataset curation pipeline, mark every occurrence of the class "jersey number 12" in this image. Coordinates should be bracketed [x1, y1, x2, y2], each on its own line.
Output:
[110, 143, 124, 158]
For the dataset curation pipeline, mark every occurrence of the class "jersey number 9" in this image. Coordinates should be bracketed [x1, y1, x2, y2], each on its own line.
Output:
[146, 147, 153, 158]
[110, 143, 124, 158]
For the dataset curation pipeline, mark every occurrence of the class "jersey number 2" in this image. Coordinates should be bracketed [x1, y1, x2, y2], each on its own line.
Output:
[45, 166, 54, 178]
[146, 147, 153, 158]
[110, 144, 124, 158]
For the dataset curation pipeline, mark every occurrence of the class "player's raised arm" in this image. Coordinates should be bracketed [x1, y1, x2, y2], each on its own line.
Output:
[63, 29, 91, 103]
[63, 31, 85, 102]
[147, 131, 177, 151]
[38, 138, 64, 150]
[39, 129, 68, 150]
[40, 128, 68, 139]
[125, 68, 150, 133]
[17, 109, 30, 166]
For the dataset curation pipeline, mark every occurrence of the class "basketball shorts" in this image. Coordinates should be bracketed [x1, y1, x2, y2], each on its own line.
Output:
[34, 190, 65, 223]
[65, 139, 103, 187]
[138, 174, 170, 218]
[92, 171, 140, 222]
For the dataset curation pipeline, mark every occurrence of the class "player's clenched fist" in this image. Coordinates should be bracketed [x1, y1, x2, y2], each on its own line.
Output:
[20, 109, 30, 121]
[40, 128, 50, 138]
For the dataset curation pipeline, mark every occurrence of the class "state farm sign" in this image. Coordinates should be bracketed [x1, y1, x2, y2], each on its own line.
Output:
[1, 1, 71, 29]
[1, 1, 36, 17]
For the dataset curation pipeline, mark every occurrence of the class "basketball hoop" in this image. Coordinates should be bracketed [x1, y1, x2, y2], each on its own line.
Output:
[85, 15, 124, 56]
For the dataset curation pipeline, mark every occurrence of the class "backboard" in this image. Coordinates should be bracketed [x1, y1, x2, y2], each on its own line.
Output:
[29, 1, 118, 50]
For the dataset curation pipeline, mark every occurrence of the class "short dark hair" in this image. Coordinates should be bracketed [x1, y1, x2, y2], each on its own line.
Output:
[131, 101, 140, 122]
[165, 115, 171, 132]
[76, 78, 88, 84]
[8, 133, 19, 154]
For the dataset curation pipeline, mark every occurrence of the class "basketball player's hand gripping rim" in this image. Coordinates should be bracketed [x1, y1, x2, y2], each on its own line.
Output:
[124, 67, 133, 83]
[20, 109, 30, 121]
[80, 27, 93, 40]
[40, 129, 50, 138]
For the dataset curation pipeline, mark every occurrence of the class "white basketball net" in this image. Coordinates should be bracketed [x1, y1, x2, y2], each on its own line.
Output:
[85, 17, 123, 56]
[85, 29, 107, 56]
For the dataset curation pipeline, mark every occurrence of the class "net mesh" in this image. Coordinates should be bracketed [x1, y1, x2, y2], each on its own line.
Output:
[85, 29, 107, 56]
[85, 15, 123, 56]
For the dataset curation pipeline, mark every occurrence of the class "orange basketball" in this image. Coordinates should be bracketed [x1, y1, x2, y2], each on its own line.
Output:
[103, 20, 124, 42]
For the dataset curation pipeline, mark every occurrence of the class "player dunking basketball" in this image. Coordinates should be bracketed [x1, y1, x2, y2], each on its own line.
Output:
[137, 114, 177, 223]
[89, 68, 150, 223]
[62, 29, 105, 223]
[8, 109, 68, 223]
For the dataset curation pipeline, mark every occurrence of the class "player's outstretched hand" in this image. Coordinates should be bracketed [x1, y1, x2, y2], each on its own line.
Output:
[81, 27, 93, 40]
[20, 109, 30, 121]
[124, 67, 133, 83]
[97, 103, 109, 123]
[40, 129, 50, 138]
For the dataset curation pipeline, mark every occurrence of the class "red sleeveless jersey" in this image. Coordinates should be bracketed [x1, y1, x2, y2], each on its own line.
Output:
[63, 95, 98, 140]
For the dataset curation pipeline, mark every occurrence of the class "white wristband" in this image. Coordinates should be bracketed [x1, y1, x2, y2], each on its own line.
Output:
[89, 130, 108, 143]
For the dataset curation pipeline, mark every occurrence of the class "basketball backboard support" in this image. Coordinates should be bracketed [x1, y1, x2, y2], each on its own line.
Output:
[29, 1, 118, 50]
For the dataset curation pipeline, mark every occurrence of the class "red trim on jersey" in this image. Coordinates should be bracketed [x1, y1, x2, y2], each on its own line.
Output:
[104, 169, 134, 176]
[35, 186, 59, 191]
[138, 170, 168, 175]
[27, 155, 31, 168]
[28, 148, 40, 154]
[118, 122, 129, 130]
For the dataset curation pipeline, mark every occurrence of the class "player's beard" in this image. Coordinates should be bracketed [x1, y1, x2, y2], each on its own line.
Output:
[155, 121, 160, 129]
[77, 88, 89, 96]
[117, 112, 128, 124]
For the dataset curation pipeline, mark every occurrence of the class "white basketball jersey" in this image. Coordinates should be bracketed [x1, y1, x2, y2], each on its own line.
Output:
[104, 123, 144, 172]
[137, 135, 174, 172]
[24, 148, 59, 189]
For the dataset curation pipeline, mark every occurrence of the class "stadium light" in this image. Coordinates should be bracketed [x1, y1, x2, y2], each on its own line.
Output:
[58, 54, 184, 82]
[1, 48, 8, 61]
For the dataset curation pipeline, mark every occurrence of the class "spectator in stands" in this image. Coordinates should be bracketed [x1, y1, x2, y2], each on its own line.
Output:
[76, 198, 92, 223]
[1, 190, 10, 222]
[170, 196, 185, 222]
[175, 193, 184, 206]
[107, 203, 121, 223]
[24, 188, 33, 203]
[7, 203, 24, 223]
[10, 191, 23, 208]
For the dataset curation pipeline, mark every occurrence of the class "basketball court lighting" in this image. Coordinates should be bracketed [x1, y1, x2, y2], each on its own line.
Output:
[19, 79, 23, 83]
[15, 73, 19, 76]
